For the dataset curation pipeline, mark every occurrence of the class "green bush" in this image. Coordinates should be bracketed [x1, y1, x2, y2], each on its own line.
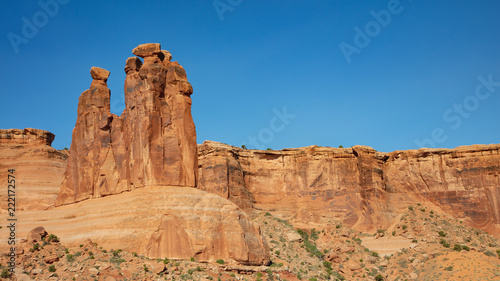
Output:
[444, 266, 453, 271]
[48, 265, 56, 272]
[402, 225, 407, 230]
[47, 234, 59, 243]
[66, 254, 74, 262]
[323, 261, 332, 270]
[408, 206, 413, 211]
[375, 274, 384, 281]
[0, 268, 10, 278]
[216, 259, 225, 264]
[438, 231, 447, 237]
[453, 244, 462, 252]
[371, 252, 379, 258]
[309, 278, 318, 281]
[484, 250, 495, 257]
[497, 249, 500, 257]
[265, 212, 272, 216]
[461, 245, 470, 251]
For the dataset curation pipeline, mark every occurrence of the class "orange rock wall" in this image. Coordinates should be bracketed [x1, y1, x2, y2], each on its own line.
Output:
[0, 128, 68, 211]
[198, 141, 500, 236]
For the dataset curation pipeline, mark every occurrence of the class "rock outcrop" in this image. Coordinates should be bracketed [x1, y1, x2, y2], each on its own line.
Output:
[17, 186, 270, 265]
[56, 43, 197, 206]
[0, 128, 67, 211]
[198, 141, 500, 237]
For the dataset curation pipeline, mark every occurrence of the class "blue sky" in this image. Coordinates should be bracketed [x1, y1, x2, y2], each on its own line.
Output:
[1, 0, 499, 152]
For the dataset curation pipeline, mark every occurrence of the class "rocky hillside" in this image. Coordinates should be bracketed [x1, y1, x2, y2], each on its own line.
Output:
[2, 205, 499, 280]
[198, 141, 500, 238]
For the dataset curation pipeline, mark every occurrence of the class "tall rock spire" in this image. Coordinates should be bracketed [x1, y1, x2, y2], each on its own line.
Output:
[56, 43, 198, 206]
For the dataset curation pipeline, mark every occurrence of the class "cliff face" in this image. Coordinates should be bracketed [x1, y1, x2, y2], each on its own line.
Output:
[0, 128, 68, 211]
[56, 43, 198, 206]
[198, 141, 500, 236]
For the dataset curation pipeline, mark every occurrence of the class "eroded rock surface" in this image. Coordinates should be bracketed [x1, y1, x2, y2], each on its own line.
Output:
[18, 186, 270, 265]
[0, 128, 67, 211]
[56, 44, 197, 206]
[198, 141, 500, 237]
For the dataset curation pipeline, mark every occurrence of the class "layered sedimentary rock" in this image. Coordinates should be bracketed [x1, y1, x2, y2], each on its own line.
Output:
[0, 129, 67, 211]
[14, 186, 270, 265]
[198, 141, 500, 236]
[56, 43, 197, 206]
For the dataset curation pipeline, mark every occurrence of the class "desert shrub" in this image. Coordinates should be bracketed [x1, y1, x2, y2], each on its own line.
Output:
[304, 240, 323, 258]
[47, 234, 59, 243]
[0, 269, 10, 278]
[265, 212, 272, 216]
[323, 261, 332, 270]
[461, 245, 470, 251]
[438, 231, 447, 237]
[297, 229, 309, 240]
[453, 244, 462, 252]
[216, 259, 225, 264]
[310, 228, 319, 240]
[444, 266, 453, 271]
[408, 206, 413, 211]
[375, 274, 384, 281]
[371, 252, 379, 258]
[484, 250, 495, 257]
[402, 225, 407, 230]
[66, 254, 74, 262]
[48, 265, 56, 272]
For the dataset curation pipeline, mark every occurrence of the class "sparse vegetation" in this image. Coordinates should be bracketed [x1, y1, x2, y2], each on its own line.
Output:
[216, 259, 225, 264]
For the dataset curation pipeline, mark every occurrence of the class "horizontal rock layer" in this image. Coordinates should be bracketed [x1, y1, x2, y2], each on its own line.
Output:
[10, 186, 270, 265]
[0, 129, 67, 211]
[198, 141, 500, 236]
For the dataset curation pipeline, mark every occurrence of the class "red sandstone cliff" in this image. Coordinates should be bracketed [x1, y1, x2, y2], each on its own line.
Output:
[198, 141, 500, 237]
[56, 43, 198, 206]
[0, 128, 68, 211]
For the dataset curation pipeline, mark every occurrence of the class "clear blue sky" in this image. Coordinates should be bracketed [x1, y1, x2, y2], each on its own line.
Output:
[1, 0, 499, 152]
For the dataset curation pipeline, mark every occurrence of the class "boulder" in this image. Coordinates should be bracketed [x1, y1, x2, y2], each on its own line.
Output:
[132, 43, 161, 58]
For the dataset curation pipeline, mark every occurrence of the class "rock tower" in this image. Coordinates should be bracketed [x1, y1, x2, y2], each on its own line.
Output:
[56, 43, 198, 205]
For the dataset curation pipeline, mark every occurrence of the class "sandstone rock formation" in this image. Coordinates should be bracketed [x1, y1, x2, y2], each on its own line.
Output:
[198, 141, 500, 237]
[56, 43, 197, 206]
[17, 186, 270, 265]
[0, 128, 67, 211]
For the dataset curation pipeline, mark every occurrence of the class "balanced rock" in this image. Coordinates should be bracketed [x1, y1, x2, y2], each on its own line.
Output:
[132, 43, 161, 58]
[90, 67, 110, 81]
